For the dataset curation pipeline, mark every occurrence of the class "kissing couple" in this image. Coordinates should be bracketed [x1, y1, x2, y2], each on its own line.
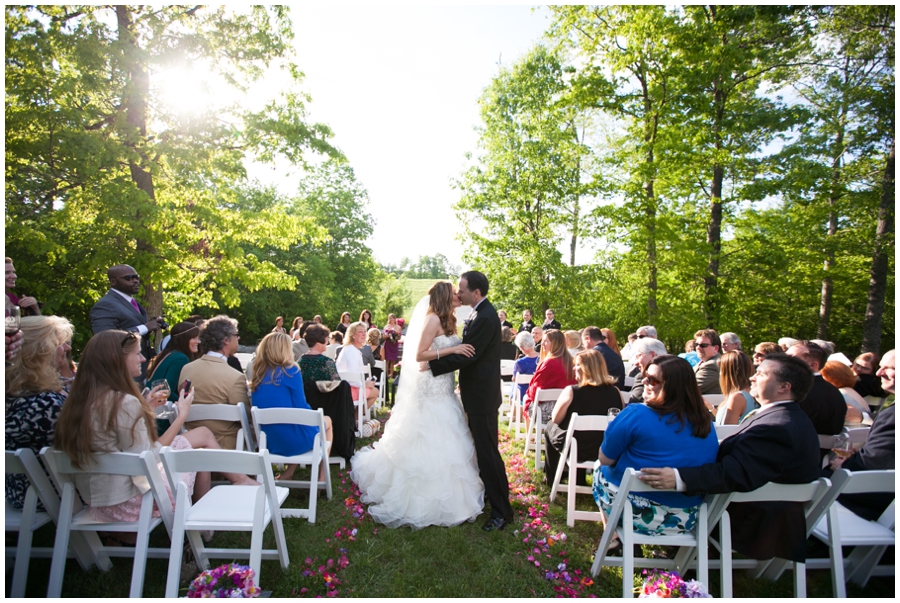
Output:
[350, 271, 514, 531]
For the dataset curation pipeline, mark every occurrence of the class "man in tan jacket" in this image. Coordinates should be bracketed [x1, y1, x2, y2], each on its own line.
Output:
[178, 315, 248, 449]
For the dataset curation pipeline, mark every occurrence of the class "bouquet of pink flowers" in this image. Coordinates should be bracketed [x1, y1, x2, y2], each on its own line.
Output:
[187, 563, 260, 598]
[384, 327, 401, 344]
[637, 569, 711, 598]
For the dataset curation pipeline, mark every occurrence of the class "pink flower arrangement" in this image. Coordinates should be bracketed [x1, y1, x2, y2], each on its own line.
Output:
[637, 569, 711, 598]
[187, 563, 260, 598]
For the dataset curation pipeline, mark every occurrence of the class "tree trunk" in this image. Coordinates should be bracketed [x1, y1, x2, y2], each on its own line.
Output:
[705, 163, 723, 328]
[861, 141, 894, 354]
[116, 7, 163, 322]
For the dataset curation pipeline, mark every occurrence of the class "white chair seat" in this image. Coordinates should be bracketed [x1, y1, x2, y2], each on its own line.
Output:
[714, 424, 741, 442]
[5, 499, 52, 532]
[184, 484, 290, 528]
[812, 502, 895, 546]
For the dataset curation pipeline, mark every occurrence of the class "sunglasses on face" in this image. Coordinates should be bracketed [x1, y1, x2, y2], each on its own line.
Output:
[120, 274, 140, 281]
[643, 375, 662, 386]
[696, 343, 714, 349]
[638, 334, 647, 339]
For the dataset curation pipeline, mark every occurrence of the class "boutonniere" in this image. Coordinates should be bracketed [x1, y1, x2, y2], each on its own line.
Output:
[463, 314, 475, 338]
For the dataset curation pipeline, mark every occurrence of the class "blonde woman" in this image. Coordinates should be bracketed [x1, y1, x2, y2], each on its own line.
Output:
[335, 321, 379, 411]
[251, 333, 333, 481]
[715, 351, 758, 425]
[565, 330, 583, 356]
[350, 281, 484, 528]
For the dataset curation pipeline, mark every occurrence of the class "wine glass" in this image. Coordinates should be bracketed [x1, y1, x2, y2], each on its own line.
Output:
[607, 408, 621, 420]
[149, 379, 174, 419]
[5, 306, 21, 336]
[831, 433, 853, 460]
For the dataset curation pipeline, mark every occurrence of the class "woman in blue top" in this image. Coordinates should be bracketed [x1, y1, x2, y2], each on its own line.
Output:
[511, 330, 539, 400]
[594, 355, 718, 537]
[250, 333, 333, 481]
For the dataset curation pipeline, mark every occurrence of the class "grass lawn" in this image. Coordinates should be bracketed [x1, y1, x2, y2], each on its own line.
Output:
[399, 278, 438, 321]
[13, 405, 895, 598]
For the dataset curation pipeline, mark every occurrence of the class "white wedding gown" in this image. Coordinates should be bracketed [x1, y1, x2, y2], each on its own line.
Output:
[350, 333, 485, 529]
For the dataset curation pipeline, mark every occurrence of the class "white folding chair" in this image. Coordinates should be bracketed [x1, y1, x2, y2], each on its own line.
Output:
[549, 413, 610, 527]
[160, 447, 290, 598]
[499, 359, 516, 420]
[507, 373, 532, 439]
[251, 406, 333, 522]
[525, 388, 564, 471]
[339, 370, 371, 436]
[590, 468, 710, 598]
[807, 469, 895, 597]
[844, 426, 871, 447]
[710, 478, 832, 598]
[714, 424, 741, 442]
[374, 359, 387, 407]
[703, 394, 725, 408]
[619, 389, 632, 405]
[42, 448, 175, 598]
[180, 401, 255, 452]
[324, 343, 340, 359]
[624, 375, 635, 388]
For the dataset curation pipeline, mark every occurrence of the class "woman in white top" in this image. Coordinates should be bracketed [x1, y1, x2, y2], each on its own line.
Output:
[335, 321, 379, 410]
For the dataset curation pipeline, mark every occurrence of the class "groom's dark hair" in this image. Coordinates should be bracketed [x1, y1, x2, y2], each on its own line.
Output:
[461, 270, 489, 298]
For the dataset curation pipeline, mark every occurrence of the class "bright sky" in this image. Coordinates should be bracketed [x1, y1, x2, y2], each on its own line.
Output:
[284, 5, 552, 268]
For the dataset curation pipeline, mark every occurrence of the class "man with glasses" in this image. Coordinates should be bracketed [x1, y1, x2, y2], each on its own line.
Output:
[693, 329, 722, 394]
[636, 325, 658, 340]
[582, 326, 625, 389]
[627, 337, 669, 403]
[721, 332, 742, 352]
[91, 264, 164, 380]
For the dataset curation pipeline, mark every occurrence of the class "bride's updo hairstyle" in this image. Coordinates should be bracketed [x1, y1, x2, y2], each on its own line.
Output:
[427, 281, 458, 336]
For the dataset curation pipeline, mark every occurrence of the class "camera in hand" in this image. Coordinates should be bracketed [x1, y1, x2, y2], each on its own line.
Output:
[157, 317, 169, 330]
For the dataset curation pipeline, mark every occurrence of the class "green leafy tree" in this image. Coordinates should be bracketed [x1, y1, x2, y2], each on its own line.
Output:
[378, 275, 413, 321]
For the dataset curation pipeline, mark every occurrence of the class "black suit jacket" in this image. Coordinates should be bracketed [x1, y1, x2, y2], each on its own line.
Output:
[592, 342, 625, 389]
[430, 299, 502, 416]
[91, 290, 152, 365]
[678, 401, 820, 562]
[801, 376, 847, 460]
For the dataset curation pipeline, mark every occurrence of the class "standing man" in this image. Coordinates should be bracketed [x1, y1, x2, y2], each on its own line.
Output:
[693, 329, 722, 394]
[582, 326, 626, 389]
[91, 264, 164, 380]
[520, 309, 535, 333]
[427, 271, 513, 531]
[542, 309, 561, 331]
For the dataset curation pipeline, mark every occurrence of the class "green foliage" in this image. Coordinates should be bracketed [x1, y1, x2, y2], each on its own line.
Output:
[378, 274, 413, 321]
[382, 254, 460, 280]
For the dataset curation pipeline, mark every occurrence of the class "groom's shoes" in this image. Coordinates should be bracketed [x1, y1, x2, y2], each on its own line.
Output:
[482, 516, 512, 532]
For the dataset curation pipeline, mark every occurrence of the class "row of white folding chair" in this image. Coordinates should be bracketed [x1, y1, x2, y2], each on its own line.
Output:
[525, 388, 564, 471]
[169, 400, 257, 452]
[548, 413, 610, 527]
[373, 360, 387, 408]
[590, 468, 710, 598]
[160, 446, 290, 597]
[5, 449, 98, 597]
[251, 406, 333, 522]
[339, 370, 371, 437]
[324, 343, 341, 359]
[507, 373, 532, 439]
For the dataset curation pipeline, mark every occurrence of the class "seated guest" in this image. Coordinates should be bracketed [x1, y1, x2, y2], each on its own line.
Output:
[679, 339, 701, 368]
[824, 350, 895, 521]
[778, 337, 799, 352]
[178, 315, 248, 450]
[693, 329, 722, 394]
[593, 356, 718, 539]
[363, 328, 383, 380]
[581, 326, 625, 388]
[714, 351, 758, 425]
[600, 328, 620, 357]
[336, 312, 352, 336]
[523, 330, 577, 436]
[620, 333, 638, 361]
[752, 341, 780, 368]
[511, 331, 539, 402]
[820, 360, 872, 425]
[565, 330, 583, 357]
[250, 333, 333, 481]
[721, 332, 742, 352]
[544, 350, 621, 485]
[786, 341, 846, 442]
[299, 323, 341, 383]
[335, 321, 379, 411]
[852, 352, 887, 398]
[54, 330, 256, 544]
[531, 326, 544, 354]
[542, 309, 561, 331]
[810, 339, 835, 355]
[146, 321, 202, 401]
[640, 353, 820, 564]
[5, 258, 41, 315]
[5, 316, 74, 508]
[500, 326, 519, 365]
[628, 337, 669, 404]
[636, 325, 658, 340]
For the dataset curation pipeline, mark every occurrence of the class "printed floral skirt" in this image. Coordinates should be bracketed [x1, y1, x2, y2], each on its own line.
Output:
[592, 462, 699, 536]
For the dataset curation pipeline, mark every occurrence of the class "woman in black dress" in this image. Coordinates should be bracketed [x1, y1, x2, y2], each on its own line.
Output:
[543, 349, 622, 485]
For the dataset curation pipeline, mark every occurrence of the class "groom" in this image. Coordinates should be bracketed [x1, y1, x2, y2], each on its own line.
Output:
[426, 271, 514, 531]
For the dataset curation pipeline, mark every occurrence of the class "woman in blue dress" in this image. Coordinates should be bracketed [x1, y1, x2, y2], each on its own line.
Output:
[250, 332, 333, 481]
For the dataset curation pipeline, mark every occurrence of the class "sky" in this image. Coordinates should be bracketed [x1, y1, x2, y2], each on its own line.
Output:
[281, 5, 553, 268]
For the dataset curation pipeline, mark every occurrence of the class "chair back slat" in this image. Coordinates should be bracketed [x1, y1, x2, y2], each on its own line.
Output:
[252, 406, 324, 430]
[715, 424, 741, 441]
[160, 447, 268, 476]
[534, 387, 564, 403]
[515, 373, 533, 385]
[185, 403, 242, 422]
[570, 413, 611, 432]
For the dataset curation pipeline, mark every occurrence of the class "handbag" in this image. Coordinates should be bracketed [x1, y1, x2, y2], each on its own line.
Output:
[316, 380, 342, 393]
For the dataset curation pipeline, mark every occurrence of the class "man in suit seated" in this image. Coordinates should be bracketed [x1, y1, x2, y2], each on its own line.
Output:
[581, 326, 625, 389]
[178, 315, 248, 450]
[640, 353, 821, 563]
[693, 328, 723, 394]
[90, 264, 165, 380]
[824, 349, 895, 521]
[786, 341, 846, 448]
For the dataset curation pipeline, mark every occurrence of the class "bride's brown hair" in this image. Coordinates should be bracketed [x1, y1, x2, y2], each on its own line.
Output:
[427, 281, 457, 336]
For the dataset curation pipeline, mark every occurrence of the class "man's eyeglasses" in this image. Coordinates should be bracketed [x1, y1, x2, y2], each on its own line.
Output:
[638, 334, 647, 339]
[696, 343, 714, 349]
[121, 332, 138, 347]
[121, 274, 140, 281]
[643, 375, 662, 386]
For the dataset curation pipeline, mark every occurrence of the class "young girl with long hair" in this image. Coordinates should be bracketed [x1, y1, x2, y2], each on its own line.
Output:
[523, 329, 577, 436]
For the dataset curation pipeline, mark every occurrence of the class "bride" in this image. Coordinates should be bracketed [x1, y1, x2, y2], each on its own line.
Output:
[350, 281, 485, 528]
